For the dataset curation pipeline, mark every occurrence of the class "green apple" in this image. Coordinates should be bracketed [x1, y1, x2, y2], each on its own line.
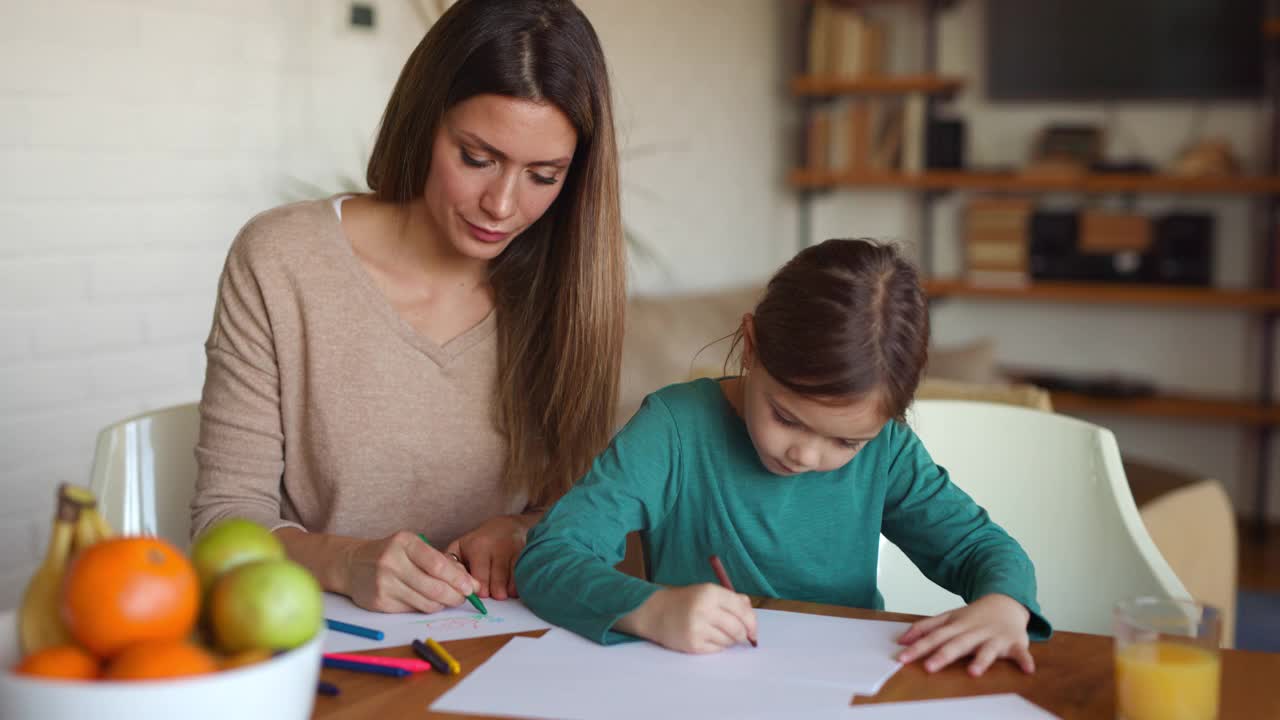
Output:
[190, 519, 285, 593]
[208, 559, 323, 653]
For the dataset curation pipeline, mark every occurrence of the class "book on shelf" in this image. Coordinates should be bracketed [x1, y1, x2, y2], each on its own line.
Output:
[806, 1, 834, 75]
[805, 1, 885, 77]
[870, 102, 905, 171]
[806, 108, 832, 171]
[900, 94, 926, 174]
[847, 99, 871, 170]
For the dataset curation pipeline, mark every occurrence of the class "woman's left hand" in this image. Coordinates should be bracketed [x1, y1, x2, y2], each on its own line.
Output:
[445, 514, 538, 600]
[895, 594, 1035, 677]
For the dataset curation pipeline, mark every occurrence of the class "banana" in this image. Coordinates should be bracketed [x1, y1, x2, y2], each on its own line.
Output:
[89, 506, 115, 541]
[65, 488, 113, 556]
[17, 486, 81, 655]
[72, 505, 99, 555]
[65, 486, 110, 549]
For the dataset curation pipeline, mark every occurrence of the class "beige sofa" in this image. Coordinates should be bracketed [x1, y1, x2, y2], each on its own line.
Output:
[618, 287, 1237, 645]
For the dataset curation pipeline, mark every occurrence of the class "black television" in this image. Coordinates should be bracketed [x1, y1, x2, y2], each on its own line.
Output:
[985, 0, 1265, 101]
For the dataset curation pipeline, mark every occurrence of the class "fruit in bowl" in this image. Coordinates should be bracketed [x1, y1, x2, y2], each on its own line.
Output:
[8, 485, 323, 684]
[62, 535, 200, 659]
[1, 622, 324, 720]
[208, 558, 324, 654]
[189, 518, 286, 594]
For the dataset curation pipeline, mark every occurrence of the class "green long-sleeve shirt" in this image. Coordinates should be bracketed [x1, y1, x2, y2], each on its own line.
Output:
[515, 379, 1052, 645]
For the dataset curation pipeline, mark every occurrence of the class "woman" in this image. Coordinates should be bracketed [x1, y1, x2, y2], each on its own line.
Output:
[192, 0, 625, 615]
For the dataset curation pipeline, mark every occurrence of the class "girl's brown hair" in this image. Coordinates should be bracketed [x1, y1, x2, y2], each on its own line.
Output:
[366, 0, 625, 506]
[735, 239, 929, 422]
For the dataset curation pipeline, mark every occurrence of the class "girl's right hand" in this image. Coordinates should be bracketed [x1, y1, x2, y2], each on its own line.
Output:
[618, 584, 758, 654]
[342, 531, 481, 613]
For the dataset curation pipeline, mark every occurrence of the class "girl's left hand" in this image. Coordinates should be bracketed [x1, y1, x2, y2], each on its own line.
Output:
[895, 594, 1035, 677]
[445, 514, 537, 600]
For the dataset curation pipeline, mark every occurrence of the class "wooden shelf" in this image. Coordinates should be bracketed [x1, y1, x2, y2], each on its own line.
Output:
[788, 169, 1280, 195]
[923, 279, 1280, 312]
[790, 74, 964, 96]
[1049, 390, 1280, 426]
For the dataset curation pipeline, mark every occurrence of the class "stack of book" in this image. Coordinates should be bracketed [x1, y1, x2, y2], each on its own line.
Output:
[964, 198, 1033, 287]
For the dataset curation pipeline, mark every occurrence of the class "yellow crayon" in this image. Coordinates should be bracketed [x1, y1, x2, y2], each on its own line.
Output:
[425, 637, 461, 675]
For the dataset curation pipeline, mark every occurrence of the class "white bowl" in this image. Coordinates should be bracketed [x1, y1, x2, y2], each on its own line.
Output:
[0, 610, 323, 720]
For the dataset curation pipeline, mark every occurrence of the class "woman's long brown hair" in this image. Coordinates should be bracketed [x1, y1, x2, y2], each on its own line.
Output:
[365, 0, 625, 506]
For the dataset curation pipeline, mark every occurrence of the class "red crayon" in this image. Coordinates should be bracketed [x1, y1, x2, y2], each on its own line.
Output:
[323, 652, 433, 673]
[709, 554, 758, 648]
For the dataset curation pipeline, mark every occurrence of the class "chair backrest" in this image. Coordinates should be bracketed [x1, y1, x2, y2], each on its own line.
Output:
[879, 399, 1188, 636]
[88, 403, 200, 549]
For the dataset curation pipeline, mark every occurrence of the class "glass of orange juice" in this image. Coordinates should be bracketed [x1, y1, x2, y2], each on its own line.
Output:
[1114, 596, 1221, 720]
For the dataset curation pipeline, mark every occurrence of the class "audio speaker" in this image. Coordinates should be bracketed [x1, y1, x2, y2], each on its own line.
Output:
[1153, 213, 1213, 286]
[925, 118, 965, 170]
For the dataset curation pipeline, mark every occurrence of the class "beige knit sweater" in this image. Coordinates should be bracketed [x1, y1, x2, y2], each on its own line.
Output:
[191, 198, 524, 544]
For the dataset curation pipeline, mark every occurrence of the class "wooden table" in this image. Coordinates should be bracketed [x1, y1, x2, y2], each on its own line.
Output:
[313, 598, 1280, 719]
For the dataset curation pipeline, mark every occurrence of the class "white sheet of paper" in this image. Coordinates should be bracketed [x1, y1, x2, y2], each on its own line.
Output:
[431, 636, 859, 720]
[320, 592, 551, 653]
[533, 608, 907, 695]
[845, 694, 1060, 719]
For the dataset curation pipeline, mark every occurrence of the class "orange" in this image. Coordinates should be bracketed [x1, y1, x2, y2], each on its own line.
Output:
[12, 645, 100, 680]
[61, 537, 199, 658]
[104, 640, 218, 681]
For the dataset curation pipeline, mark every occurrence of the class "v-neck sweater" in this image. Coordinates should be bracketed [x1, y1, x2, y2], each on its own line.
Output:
[192, 197, 523, 544]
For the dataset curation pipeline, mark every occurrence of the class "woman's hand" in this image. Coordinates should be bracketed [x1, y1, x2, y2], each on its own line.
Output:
[614, 585, 758, 654]
[895, 594, 1035, 676]
[342, 531, 480, 613]
[444, 514, 537, 600]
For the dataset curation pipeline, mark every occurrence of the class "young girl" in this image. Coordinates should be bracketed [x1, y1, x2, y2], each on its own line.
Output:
[515, 239, 1051, 677]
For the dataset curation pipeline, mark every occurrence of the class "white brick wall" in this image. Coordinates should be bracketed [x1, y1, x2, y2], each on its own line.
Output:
[0, 0, 422, 610]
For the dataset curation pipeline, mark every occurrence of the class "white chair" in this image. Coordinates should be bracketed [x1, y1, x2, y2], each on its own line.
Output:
[878, 399, 1189, 636]
[88, 403, 200, 549]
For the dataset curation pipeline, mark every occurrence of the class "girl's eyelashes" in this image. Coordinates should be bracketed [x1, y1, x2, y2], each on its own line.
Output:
[772, 404, 863, 451]
[771, 407, 801, 427]
[530, 172, 559, 186]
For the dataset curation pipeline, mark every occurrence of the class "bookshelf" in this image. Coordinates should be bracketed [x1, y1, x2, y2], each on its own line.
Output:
[1048, 391, 1280, 427]
[790, 1, 1280, 529]
[790, 74, 963, 96]
[788, 169, 1280, 194]
[922, 280, 1280, 312]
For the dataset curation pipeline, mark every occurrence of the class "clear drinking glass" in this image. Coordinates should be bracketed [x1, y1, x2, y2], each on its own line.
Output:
[1114, 597, 1221, 720]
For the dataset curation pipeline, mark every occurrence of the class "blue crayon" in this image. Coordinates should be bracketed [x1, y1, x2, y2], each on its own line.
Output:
[322, 657, 410, 678]
[325, 618, 385, 640]
[317, 680, 341, 696]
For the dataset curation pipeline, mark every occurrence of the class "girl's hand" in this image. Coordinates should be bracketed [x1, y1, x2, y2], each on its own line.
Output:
[445, 514, 535, 600]
[895, 594, 1035, 676]
[343, 531, 480, 613]
[615, 585, 758, 654]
